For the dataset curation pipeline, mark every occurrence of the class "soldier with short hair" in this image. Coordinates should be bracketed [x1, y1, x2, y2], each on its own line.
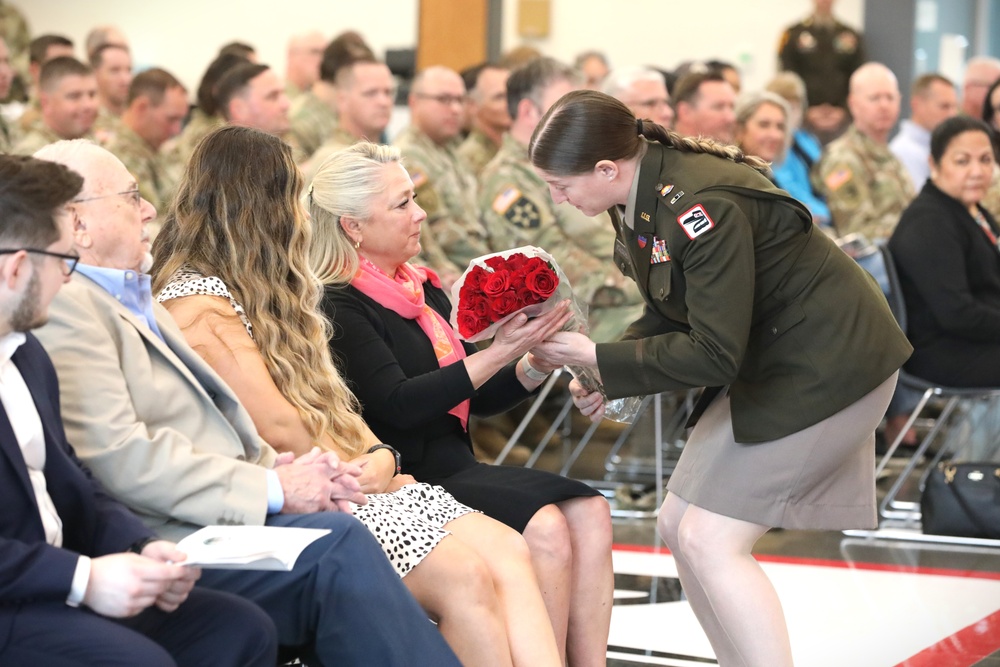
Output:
[103, 67, 187, 224]
[395, 66, 491, 281]
[13, 56, 97, 155]
[457, 63, 510, 177]
[89, 43, 132, 143]
[816, 62, 914, 241]
[479, 57, 642, 342]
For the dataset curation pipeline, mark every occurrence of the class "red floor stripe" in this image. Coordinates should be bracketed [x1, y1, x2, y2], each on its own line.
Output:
[612, 543, 1000, 580]
[894, 609, 1000, 667]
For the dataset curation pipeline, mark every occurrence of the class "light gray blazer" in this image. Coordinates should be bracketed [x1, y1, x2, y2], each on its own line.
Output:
[35, 273, 277, 542]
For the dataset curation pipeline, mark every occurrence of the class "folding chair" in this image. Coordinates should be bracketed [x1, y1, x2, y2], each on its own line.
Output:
[845, 246, 1000, 546]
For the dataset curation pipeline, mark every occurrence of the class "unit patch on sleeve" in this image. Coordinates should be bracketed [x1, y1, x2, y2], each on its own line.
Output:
[677, 204, 715, 239]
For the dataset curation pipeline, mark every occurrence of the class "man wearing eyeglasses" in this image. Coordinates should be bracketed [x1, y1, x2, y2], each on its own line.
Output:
[31, 140, 462, 666]
[395, 65, 491, 284]
[0, 153, 281, 666]
[603, 66, 674, 130]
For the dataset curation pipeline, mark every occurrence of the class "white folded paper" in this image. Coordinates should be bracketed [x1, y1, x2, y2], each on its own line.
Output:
[176, 525, 330, 570]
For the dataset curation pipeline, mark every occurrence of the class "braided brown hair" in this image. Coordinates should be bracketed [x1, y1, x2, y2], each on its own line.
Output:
[528, 89, 768, 175]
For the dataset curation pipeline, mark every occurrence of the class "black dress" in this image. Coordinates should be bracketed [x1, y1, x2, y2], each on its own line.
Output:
[888, 180, 1000, 387]
[322, 282, 600, 533]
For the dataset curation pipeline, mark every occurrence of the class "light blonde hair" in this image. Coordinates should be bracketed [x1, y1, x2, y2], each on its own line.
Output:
[152, 125, 370, 457]
[309, 141, 402, 286]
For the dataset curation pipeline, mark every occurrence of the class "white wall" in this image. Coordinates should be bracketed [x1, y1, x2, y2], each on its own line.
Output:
[19, 0, 863, 96]
[18, 0, 419, 94]
[500, 0, 865, 92]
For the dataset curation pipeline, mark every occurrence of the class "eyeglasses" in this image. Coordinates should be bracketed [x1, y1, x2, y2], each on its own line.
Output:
[0, 248, 80, 276]
[72, 188, 142, 207]
[415, 93, 467, 106]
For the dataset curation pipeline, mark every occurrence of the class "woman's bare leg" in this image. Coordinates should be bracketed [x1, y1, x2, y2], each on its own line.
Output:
[447, 513, 562, 667]
[403, 534, 513, 667]
[658, 493, 793, 667]
[557, 496, 613, 667]
[522, 504, 573, 663]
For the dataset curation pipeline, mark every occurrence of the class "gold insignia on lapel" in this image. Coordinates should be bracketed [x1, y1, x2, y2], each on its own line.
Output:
[640, 212, 651, 222]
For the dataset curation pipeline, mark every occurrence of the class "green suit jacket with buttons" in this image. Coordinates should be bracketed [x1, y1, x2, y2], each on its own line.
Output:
[596, 141, 912, 443]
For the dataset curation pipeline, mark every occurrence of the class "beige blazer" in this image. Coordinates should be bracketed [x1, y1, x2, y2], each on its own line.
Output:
[35, 273, 277, 543]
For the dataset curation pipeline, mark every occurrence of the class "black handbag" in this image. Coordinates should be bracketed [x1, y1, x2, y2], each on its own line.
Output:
[920, 462, 1000, 539]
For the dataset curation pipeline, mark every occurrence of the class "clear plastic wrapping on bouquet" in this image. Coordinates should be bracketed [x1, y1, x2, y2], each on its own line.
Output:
[450, 246, 643, 423]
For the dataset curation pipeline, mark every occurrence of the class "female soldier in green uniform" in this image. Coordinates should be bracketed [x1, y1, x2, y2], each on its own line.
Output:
[527, 90, 911, 667]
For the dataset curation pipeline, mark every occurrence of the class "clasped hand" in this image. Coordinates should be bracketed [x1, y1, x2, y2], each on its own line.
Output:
[274, 447, 367, 514]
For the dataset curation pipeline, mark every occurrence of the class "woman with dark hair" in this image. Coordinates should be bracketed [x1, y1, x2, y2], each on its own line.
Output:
[526, 90, 911, 667]
[310, 142, 614, 667]
[151, 125, 562, 667]
[889, 115, 1000, 386]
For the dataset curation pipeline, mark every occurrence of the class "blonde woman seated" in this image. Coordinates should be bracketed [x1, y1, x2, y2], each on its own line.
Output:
[310, 142, 614, 667]
[149, 125, 562, 667]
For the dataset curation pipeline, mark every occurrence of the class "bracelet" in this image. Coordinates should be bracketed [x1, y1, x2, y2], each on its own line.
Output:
[367, 444, 401, 477]
[520, 355, 551, 382]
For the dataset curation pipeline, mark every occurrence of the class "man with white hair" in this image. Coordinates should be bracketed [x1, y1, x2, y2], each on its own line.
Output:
[603, 66, 674, 129]
[960, 56, 1000, 118]
[31, 139, 463, 666]
[816, 62, 914, 241]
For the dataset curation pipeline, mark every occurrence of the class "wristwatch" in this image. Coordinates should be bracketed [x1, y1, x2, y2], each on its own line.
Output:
[367, 444, 401, 477]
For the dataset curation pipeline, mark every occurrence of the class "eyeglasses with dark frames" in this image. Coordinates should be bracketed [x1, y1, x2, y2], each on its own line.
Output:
[0, 249, 80, 276]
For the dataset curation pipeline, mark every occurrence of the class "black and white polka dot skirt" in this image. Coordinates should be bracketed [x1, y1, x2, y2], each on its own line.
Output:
[350, 482, 478, 578]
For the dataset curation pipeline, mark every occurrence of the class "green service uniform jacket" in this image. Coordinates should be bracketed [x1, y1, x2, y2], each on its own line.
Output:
[597, 141, 911, 443]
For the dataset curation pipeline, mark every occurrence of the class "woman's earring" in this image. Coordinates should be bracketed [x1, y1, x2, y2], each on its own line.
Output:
[354, 238, 361, 250]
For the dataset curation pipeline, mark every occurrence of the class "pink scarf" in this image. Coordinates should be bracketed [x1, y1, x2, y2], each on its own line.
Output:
[352, 260, 470, 430]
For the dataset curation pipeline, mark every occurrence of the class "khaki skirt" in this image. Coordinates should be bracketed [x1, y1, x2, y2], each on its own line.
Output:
[666, 372, 898, 530]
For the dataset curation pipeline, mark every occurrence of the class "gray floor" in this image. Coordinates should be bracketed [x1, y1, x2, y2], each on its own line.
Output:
[501, 388, 1000, 666]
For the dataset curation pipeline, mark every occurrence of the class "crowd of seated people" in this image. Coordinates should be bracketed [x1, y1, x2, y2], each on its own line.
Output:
[5, 1, 1000, 662]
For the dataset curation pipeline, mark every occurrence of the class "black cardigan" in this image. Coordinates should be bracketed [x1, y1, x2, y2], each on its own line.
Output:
[321, 282, 532, 480]
[888, 180, 1000, 385]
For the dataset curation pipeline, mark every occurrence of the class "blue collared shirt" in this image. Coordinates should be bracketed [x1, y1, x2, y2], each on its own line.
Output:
[889, 119, 929, 191]
[77, 264, 165, 342]
[76, 263, 284, 512]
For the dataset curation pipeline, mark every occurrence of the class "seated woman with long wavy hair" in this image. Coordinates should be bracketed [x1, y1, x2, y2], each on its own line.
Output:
[150, 125, 562, 667]
[309, 142, 614, 666]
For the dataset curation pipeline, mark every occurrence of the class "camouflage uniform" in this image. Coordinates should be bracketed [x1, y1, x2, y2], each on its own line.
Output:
[167, 108, 223, 168]
[102, 123, 183, 222]
[0, 113, 16, 151]
[0, 1, 31, 102]
[11, 123, 63, 155]
[981, 166, 1000, 223]
[16, 98, 39, 134]
[301, 126, 357, 185]
[457, 128, 498, 178]
[288, 91, 337, 161]
[92, 105, 125, 145]
[285, 80, 306, 104]
[394, 125, 492, 275]
[816, 125, 914, 241]
[478, 133, 643, 341]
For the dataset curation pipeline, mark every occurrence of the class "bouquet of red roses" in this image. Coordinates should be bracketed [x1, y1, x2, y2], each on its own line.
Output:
[451, 247, 576, 342]
[450, 246, 642, 423]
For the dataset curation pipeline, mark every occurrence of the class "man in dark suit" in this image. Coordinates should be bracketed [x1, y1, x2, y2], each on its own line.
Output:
[0, 154, 279, 666]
